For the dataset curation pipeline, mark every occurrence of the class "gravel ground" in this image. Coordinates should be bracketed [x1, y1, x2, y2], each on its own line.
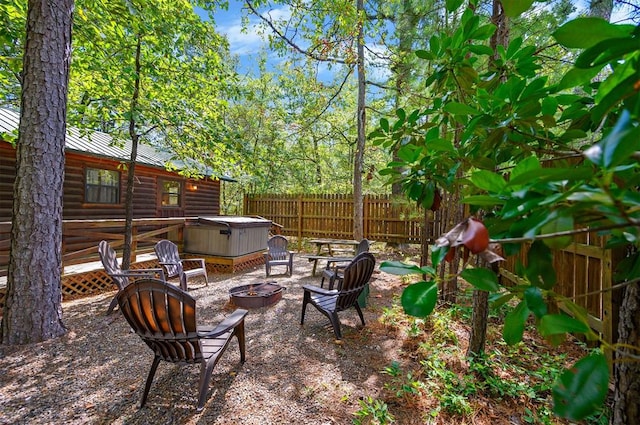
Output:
[0, 252, 409, 425]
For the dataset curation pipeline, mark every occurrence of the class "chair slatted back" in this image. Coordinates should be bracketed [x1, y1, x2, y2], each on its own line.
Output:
[117, 279, 202, 363]
[154, 240, 183, 279]
[267, 235, 289, 261]
[335, 252, 375, 311]
[356, 239, 370, 255]
[98, 240, 128, 290]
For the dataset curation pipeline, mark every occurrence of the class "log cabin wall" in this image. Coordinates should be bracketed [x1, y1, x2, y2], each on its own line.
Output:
[0, 141, 221, 222]
[0, 144, 14, 220]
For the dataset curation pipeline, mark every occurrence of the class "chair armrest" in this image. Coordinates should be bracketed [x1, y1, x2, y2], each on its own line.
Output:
[181, 258, 206, 267]
[302, 284, 338, 296]
[113, 268, 166, 281]
[197, 309, 248, 338]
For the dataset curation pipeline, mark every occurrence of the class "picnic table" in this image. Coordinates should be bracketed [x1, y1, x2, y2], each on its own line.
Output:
[304, 238, 375, 276]
[304, 255, 355, 277]
[309, 238, 364, 256]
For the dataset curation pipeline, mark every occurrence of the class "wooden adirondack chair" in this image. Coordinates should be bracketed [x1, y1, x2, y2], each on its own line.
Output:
[116, 278, 248, 411]
[264, 235, 294, 276]
[301, 252, 375, 340]
[98, 240, 165, 315]
[154, 239, 208, 290]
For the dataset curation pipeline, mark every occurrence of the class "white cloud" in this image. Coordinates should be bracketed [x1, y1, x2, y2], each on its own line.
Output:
[217, 5, 291, 56]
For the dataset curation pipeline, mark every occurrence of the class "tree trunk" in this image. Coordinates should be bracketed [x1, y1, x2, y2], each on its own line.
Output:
[2, 0, 73, 344]
[353, 0, 366, 241]
[588, 0, 613, 21]
[612, 281, 640, 424]
[121, 36, 142, 270]
[467, 289, 489, 356]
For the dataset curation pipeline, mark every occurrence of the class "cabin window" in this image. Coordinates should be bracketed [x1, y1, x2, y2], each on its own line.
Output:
[160, 180, 182, 207]
[85, 168, 120, 204]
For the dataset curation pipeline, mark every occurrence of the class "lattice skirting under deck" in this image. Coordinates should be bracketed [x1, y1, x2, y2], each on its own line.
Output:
[0, 252, 265, 313]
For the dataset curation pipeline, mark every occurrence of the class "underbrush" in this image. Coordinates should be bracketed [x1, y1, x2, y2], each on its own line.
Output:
[354, 294, 610, 425]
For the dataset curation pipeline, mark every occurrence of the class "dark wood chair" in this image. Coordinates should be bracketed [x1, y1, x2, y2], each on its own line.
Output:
[321, 238, 370, 289]
[264, 235, 294, 276]
[301, 252, 375, 340]
[154, 239, 208, 291]
[116, 278, 248, 411]
[98, 240, 166, 315]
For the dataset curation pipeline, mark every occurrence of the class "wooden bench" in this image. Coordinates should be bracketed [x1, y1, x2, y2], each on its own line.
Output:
[309, 238, 373, 256]
[303, 255, 355, 276]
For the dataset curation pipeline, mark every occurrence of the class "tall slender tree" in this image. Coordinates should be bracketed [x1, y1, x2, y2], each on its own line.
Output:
[2, 0, 73, 344]
[69, 0, 237, 267]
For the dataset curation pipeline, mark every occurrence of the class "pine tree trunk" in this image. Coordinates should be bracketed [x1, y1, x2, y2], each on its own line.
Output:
[2, 0, 73, 344]
[612, 281, 640, 424]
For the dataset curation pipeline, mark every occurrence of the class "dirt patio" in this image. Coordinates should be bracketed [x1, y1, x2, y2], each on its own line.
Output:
[0, 251, 416, 425]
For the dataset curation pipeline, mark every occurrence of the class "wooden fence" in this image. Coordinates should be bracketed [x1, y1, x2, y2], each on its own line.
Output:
[499, 231, 623, 349]
[244, 193, 427, 243]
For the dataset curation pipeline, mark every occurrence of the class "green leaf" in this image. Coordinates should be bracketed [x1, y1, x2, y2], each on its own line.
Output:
[541, 96, 559, 116]
[553, 353, 609, 421]
[461, 268, 500, 292]
[445, 0, 464, 12]
[541, 215, 574, 249]
[467, 44, 495, 56]
[491, 292, 515, 309]
[443, 102, 480, 115]
[462, 195, 505, 206]
[526, 241, 556, 289]
[505, 37, 523, 59]
[397, 145, 421, 163]
[508, 167, 594, 186]
[415, 49, 434, 60]
[380, 118, 389, 132]
[503, 300, 530, 345]
[584, 110, 640, 169]
[557, 67, 602, 91]
[539, 314, 590, 336]
[524, 286, 547, 318]
[576, 37, 640, 69]
[380, 261, 434, 276]
[401, 281, 438, 317]
[552, 18, 635, 48]
[510, 156, 541, 182]
[501, 0, 534, 17]
[470, 24, 496, 40]
[427, 138, 456, 153]
[431, 245, 449, 265]
[470, 170, 506, 192]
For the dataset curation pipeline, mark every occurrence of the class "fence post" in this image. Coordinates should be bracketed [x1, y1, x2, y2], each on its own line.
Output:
[363, 195, 369, 239]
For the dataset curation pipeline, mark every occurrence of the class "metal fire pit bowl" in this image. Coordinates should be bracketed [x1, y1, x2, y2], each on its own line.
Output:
[229, 282, 284, 309]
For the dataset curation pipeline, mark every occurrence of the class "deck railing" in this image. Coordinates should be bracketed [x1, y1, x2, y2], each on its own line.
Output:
[0, 217, 190, 278]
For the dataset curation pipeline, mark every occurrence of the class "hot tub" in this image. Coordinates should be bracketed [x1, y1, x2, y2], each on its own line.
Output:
[184, 216, 272, 257]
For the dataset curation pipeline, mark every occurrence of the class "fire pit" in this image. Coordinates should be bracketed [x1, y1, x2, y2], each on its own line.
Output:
[229, 282, 284, 309]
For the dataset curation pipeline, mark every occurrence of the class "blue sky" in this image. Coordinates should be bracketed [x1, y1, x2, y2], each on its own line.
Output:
[197, 1, 290, 76]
